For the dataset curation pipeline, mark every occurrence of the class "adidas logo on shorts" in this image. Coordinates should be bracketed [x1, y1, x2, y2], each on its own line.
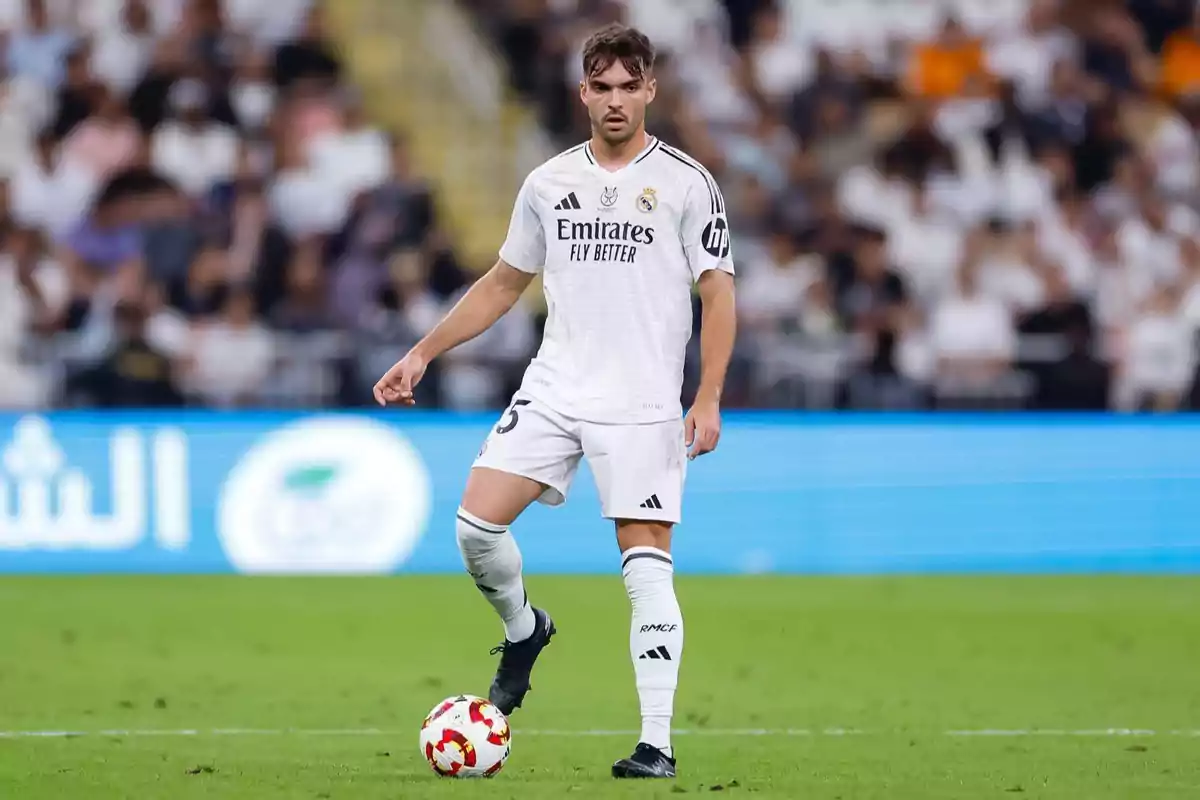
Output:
[638, 494, 663, 510]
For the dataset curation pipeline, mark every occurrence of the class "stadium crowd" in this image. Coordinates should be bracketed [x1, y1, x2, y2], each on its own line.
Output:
[0, 0, 500, 410]
[3, 0, 1200, 411]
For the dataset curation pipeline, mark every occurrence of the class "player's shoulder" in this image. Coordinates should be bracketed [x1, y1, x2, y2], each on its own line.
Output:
[529, 141, 592, 179]
[644, 141, 725, 213]
[519, 142, 593, 204]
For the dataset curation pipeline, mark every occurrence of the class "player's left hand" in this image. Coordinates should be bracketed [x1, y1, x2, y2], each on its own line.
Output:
[684, 398, 721, 460]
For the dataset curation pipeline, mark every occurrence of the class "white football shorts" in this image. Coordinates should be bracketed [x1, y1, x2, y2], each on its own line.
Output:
[472, 395, 688, 524]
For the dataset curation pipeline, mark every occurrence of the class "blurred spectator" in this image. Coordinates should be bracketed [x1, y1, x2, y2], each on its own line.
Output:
[61, 87, 142, 180]
[1129, 0, 1194, 54]
[187, 282, 274, 407]
[1117, 192, 1197, 288]
[0, 70, 52, 177]
[1034, 317, 1110, 409]
[930, 257, 1017, 389]
[1080, 6, 1154, 96]
[269, 124, 344, 237]
[906, 17, 993, 101]
[67, 299, 183, 407]
[744, 3, 812, 108]
[787, 50, 864, 142]
[180, 0, 232, 78]
[90, 0, 155, 95]
[738, 230, 820, 333]
[986, 0, 1075, 111]
[141, 278, 189, 360]
[1024, 59, 1090, 149]
[0, 227, 63, 407]
[151, 78, 238, 197]
[273, 5, 341, 91]
[10, 126, 96, 238]
[308, 89, 389, 211]
[51, 42, 95, 140]
[978, 220, 1051, 316]
[1118, 287, 1194, 410]
[888, 184, 964, 304]
[5, 0, 74, 88]
[1072, 100, 1130, 193]
[1158, 5, 1200, 99]
[229, 46, 276, 133]
[59, 176, 145, 305]
[834, 226, 910, 375]
[1147, 96, 1200, 197]
[270, 238, 336, 333]
[178, 244, 229, 318]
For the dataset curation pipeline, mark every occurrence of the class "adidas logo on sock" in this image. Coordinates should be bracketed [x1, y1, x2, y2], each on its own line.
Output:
[638, 646, 672, 661]
[554, 192, 582, 211]
[639, 494, 662, 510]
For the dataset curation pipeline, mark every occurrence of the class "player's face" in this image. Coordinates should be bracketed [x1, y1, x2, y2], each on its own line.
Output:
[580, 60, 656, 146]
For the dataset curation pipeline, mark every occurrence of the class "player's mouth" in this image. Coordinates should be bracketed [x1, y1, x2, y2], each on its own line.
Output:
[604, 115, 626, 126]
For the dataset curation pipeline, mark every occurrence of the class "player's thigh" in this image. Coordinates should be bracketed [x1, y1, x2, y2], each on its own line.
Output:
[614, 519, 673, 555]
[461, 468, 547, 527]
[582, 418, 687, 529]
[466, 397, 584, 525]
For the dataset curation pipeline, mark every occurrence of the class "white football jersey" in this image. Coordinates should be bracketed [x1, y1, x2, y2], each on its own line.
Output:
[499, 137, 735, 424]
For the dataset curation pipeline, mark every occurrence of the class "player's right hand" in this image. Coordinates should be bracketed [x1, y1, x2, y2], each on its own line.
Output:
[373, 351, 428, 406]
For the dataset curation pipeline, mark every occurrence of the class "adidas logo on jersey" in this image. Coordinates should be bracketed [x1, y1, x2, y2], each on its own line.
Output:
[554, 192, 582, 211]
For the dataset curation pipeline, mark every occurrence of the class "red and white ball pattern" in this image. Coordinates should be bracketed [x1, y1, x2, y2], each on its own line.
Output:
[419, 695, 511, 778]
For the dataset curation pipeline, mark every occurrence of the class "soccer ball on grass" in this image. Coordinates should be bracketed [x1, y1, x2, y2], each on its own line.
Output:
[419, 695, 511, 777]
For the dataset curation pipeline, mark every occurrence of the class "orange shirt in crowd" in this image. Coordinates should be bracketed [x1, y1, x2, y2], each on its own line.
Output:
[907, 39, 992, 99]
[1160, 31, 1200, 98]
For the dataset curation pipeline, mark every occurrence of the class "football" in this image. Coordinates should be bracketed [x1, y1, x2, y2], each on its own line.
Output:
[419, 695, 512, 778]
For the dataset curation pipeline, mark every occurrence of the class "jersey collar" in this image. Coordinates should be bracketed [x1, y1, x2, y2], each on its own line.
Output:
[584, 135, 660, 176]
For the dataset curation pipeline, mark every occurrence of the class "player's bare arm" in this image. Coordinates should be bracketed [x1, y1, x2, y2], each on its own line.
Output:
[373, 260, 535, 406]
[686, 269, 736, 459]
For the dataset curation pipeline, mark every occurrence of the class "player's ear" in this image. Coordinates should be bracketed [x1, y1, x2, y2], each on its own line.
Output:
[579, 80, 588, 105]
[645, 76, 657, 104]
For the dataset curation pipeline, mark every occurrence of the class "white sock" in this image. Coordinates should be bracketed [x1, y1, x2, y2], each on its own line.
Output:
[456, 508, 536, 643]
[622, 546, 683, 758]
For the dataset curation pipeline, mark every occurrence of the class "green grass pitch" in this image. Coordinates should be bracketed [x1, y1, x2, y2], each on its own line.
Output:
[1, 575, 1198, 798]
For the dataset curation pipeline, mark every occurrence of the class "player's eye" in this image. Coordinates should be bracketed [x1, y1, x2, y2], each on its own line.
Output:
[591, 82, 610, 93]
[624, 82, 640, 92]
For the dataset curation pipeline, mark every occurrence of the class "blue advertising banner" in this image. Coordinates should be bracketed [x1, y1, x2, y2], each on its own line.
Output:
[0, 412, 1197, 574]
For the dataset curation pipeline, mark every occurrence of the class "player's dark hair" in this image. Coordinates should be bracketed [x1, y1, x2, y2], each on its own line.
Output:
[581, 24, 655, 81]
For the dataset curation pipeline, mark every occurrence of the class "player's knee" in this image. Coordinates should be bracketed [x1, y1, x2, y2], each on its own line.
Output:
[456, 507, 508, 557]
[615, 519, 673, 554]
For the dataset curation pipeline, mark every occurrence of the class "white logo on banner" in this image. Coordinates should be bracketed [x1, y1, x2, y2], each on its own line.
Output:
[0, 416, 190, 551]
[217, 417, 432, 574]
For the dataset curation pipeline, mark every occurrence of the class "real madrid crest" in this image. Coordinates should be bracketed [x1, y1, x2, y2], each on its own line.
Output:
[636, 187, 658, 213]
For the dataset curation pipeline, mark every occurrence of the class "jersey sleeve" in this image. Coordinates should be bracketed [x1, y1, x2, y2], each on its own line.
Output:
[680, 172, 734, 282]
[498, 173, 546, 273]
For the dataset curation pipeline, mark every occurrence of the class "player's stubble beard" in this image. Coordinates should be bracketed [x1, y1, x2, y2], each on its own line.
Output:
[591, 106, 645, 149]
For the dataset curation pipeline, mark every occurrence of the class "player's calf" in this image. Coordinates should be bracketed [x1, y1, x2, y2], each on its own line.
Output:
[456, 507, 557, 715]
[456, 508, 536, 643]
[619, 534, 683, 763]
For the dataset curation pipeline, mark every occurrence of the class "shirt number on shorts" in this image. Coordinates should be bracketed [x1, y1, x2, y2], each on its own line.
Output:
[496, 399, 532, 434]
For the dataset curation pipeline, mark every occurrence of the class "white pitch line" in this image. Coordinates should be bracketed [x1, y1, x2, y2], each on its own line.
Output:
[0, 728, 1198, 740]
[945, 728, 1160, 737]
